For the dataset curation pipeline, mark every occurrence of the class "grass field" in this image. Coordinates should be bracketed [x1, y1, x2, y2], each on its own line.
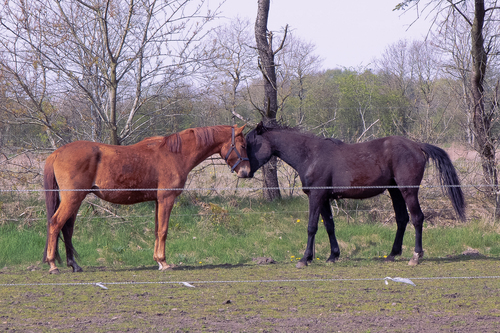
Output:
[1, 194, 500, 270]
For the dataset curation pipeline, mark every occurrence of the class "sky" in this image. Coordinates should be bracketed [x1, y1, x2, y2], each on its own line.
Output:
[214, 0, 433, 70]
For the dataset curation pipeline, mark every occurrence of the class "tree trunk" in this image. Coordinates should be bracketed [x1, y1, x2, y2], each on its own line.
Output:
[109, 62, 119, 145]
[255, 0, 281, 201]
[470, 0, 499, 217]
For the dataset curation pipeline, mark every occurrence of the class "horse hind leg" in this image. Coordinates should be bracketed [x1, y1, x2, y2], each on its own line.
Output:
[45, 196, 84, 274]
[321, 201, 340, 263]
[408, 197, 424, 266]
[61, 214, 83, 272]
[386, 188, 410, 262]
[46, 214, 66, 274]
[405, 193, 425, 266]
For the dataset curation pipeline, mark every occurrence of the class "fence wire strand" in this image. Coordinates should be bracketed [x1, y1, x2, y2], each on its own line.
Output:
[0, 184, 492, 193]
[2, 275, 500, 289]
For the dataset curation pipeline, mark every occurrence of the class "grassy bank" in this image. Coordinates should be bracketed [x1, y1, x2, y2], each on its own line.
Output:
[1, 194, 500, 271]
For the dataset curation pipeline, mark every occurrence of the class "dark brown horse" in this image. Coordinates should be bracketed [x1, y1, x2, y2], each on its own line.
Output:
[43, 125, 250, 274]
[246, 122, 465, 268]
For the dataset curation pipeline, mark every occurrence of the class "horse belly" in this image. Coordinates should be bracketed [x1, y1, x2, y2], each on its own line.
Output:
[92, 169, 159, 204]
[94, 188, 157, 204]
[332, 168, 390, 199]
[93, 169, 159, 204]
[337, 187, 386, 200]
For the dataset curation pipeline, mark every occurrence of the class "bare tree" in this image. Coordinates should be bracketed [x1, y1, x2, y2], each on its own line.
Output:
[397, 0, 500, 215]
[0, 0, 218, 146]
[435, 15, 475, 144]
[203, 17, 258, 123]
[376, 40, 416, 134]
[276, 33, 322, 125]
[0, 10, 66, 149]
[469, 1, 497, 195]
[254, 0, 288, 201]
[409, 40, 453, 143]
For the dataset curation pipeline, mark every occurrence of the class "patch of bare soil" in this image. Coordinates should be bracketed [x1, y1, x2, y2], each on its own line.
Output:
[35, 312, 498, 332]
[2, 260, 500, 333]
[252, 256, 277, 264]
[3, 292, 498, 333]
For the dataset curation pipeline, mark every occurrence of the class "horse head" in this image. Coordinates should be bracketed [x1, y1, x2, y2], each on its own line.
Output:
[245, 122, 274, 178]
[221, 124, 251, 178]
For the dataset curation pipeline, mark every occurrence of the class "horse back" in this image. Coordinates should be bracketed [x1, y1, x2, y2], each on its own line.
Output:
[355, 136, 427, 176]
[359, 136, 429, 189]
[315, 136, 427, 198]
[48, 140, 182, 204]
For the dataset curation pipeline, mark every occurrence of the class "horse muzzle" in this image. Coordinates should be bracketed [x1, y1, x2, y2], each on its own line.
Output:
[235, 164, 251, 178]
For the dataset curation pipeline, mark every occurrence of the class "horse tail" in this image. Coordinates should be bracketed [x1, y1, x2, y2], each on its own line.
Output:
[43, 156, 62, 264]
[421, 143, 466, 221]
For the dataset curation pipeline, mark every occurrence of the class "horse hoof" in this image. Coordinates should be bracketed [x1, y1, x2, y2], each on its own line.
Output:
[49, 268, 60, 275]
[160, 265, 174, 271]
[158, 262, 175, 271]
[295, 261, 308, 269]
[408, 252, 423, 266]
[326, 257, 338, 263]
[384, 256, 396, 262]
[73, 266, 83, 273]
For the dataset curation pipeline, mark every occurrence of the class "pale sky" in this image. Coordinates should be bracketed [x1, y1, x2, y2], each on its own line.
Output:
[215, 0, 433, 70]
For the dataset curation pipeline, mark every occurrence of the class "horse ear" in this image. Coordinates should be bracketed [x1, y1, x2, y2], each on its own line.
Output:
[255, 121, 265, 134]
[234, 124, 246, 136]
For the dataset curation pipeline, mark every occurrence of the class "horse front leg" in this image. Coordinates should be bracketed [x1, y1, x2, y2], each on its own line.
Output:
[321, 201, 340, 263]
[296, 197, 321, 268]
[154, 195, 177, 271]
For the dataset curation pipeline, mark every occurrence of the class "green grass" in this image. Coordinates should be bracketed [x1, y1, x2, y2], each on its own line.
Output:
[1, 194, 500, 271]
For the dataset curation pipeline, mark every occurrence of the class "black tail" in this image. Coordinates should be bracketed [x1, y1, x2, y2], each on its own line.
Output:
[422, 143, 466, 221]
[43, 159, 62, 264]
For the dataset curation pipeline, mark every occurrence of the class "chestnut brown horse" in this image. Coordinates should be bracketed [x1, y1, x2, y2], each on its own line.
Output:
[43, 125, 250, 274]
[246, 122, 466, 268]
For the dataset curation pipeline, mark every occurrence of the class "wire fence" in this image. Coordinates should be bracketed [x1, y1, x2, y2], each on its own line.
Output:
[0, 183, 495, 193]
[0, 148, 494, 225]
[0, 182, 492, 225]
[2, 275, 500, 289]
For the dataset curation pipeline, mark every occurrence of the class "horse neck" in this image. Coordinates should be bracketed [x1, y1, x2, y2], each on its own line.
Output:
[177, 127, 228, 171]
[265, 130, 309, 172]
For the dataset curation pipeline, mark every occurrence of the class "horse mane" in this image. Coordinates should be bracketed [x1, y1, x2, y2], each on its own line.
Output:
[192, 126, 219, 147]
[257, 121, 305, 136]
[258, 121, 343, 144]
[161, 133, 182, 153]
[160, 126, 225, 153]
[326, 137, 344, 145]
